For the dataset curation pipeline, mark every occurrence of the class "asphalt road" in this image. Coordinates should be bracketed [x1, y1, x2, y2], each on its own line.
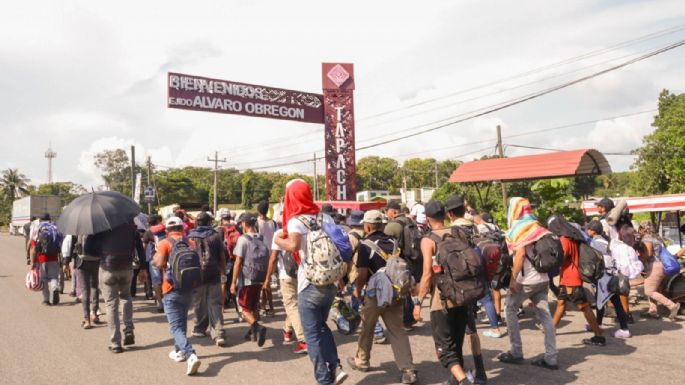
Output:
[1, 233, 683, 385]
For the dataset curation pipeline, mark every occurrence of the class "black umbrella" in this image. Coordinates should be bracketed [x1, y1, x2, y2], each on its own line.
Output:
[57, 191, 141, 235]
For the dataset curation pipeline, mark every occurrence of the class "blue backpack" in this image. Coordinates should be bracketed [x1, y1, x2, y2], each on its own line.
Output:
[36, 222, 63, 256]
[660, 247, 681, 276]
[322, 221, 353, 263]
[167, 237, 202, 291]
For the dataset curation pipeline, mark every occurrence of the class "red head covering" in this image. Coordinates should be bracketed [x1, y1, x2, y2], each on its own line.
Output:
[282, 179, 320, 264]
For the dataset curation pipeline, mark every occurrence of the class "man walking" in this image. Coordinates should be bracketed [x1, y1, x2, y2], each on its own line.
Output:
[28, 213, 62, 306]
[93, 220, 144, 353]
[347, 210, 417, 384]
[189, 213, 227, 347]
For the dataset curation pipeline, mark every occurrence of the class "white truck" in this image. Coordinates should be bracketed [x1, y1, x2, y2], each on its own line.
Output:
[10, 195, 61, 236]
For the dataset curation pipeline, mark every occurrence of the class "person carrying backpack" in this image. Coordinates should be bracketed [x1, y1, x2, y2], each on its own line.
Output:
[64, 234, 102, 329]
[231, 213, 270, 347]
[219, 211, 241, 319]
[143, 215, 166, 313]
[384, 200, 423, 330]
[189, 213, 228, 347]
[257, 200, 277, 317]
[153, 216, 202, 375]
[413, 201, 476, 385]
[346, 210, 417, 384]
[497, 197, 558, 370]
[274, 179, 348, 385]
[548, 215, 605, 347]
[28, 213, 63, 306]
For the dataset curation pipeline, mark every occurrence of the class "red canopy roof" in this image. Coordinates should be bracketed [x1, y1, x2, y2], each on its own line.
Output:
[449, 149, 611, 183]
[315, 201, 386, 211]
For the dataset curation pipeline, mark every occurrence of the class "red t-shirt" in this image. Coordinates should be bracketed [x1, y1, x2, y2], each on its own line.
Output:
[559, 236, 582, 287]
[30, 240, 58, 263]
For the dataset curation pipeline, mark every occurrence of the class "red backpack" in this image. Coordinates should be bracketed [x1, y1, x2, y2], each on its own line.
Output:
[222, 224, 241, 261]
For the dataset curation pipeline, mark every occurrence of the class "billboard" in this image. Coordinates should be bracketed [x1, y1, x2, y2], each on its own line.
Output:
[322, 63, 356, 201]
[167, 72, 324, 124]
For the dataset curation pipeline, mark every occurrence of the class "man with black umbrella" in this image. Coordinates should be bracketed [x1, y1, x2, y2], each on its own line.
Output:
[91, 221, 145, 353]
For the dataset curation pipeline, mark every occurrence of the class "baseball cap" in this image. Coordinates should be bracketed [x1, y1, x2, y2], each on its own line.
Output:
[241, 212, 258, 227]
[445, 195, 465, 211]
[586, 220, 603, 234]
[387, 200, 401, 210]
[347, 210, 364, 227]
[166, 216, 183, 227]
[363, 210, 383, 224]
[595, 198, 615, 210]
[425, 200, 445, 219]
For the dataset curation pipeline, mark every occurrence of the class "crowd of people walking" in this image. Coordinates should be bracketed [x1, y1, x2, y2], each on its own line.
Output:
[24, 179, 684, 385]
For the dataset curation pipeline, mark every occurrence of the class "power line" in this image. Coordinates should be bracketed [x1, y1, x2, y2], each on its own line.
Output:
[505, 143, 633, 155]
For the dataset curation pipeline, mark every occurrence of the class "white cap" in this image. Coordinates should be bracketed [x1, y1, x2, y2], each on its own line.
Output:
[166, 216, 183, 227]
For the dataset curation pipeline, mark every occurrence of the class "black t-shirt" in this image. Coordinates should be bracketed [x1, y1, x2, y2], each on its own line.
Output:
[356, 231, 396, 275]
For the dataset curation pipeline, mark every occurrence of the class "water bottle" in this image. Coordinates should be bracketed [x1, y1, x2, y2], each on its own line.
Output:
[432, 254, 442, 274]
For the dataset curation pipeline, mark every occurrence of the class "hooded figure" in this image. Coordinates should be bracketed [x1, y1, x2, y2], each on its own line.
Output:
[505, 197, 551, 251]
[281, 179, 320, 264]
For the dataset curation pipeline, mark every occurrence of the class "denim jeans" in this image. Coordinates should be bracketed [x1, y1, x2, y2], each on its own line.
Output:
[298, 284, 340, 385]
[164, 290, 196, 359]
[480, 288, 499, 329]
[505, 282, 557, 365]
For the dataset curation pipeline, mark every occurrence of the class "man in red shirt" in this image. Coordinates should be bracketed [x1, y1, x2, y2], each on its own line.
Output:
[551, 219, 605, 346]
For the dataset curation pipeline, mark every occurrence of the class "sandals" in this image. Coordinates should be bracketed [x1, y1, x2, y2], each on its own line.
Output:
[81, 320, 93, 330]
[91, 314, 102, 324]
[531, 358, 559, 370]
[582, 336, 606, 346]
[497, 352, 523, 364]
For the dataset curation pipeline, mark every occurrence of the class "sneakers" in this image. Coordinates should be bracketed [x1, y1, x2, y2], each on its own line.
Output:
[346, 356, 368, 372]
[373, 335, 387, 344]
[531, 358, 559, 370]
[256, 324, 267, 347]
[482, 330, 505, 338]
[51, 290, 60, 305]
[283, 329, 294, 343]
[123, 332, 135, 346]
[334, 367, 348, 385]
[627, 313, 635, 324]
[108, 345, 123, 354]
[41, 301, 51, 306]
[186, 353, 201, 376]
[669, 303, 681, 320]
[497, 352, 524, 364]
[401, 369, 418, 384]
[192, 330, 207, 338]
[403, 324, 414, 332]
[613, 329, 631, 339]
[582, 336, 606, 346]
[215, 337, 226, 347]
[293, 341, 308, 355]
[169, 350, 186, 362]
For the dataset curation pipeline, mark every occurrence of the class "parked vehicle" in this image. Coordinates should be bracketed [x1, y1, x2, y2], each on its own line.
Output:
[9, 195, 61, 236]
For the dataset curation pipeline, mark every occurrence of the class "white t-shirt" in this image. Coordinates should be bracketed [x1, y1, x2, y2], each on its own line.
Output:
[516, 245, 549, 285]
[590, 236, 613, 268]
[271, 230, 292, 281]
[411, 204, 426, 225]
[287, 214, 313, 294]
[258, 217, 277, 252]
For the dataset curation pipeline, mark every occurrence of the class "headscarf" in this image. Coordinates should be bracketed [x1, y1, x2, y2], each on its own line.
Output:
[506, 197, 550, 251]
[282, 179, 320, 263]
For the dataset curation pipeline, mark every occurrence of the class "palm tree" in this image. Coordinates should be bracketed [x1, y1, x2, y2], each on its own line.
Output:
[0, 168, 31, 202]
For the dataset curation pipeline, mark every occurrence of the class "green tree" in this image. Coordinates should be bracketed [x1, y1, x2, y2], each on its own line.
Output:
[632, 90, 685, 194]
[154, 167, 210, 205]
[0, 168, 31, 202]
[530, 178, 583, 224]
[356, 156, 400, 193]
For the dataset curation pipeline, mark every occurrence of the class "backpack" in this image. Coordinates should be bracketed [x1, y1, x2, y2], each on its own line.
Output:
[190, 231, 221, 283]
[347, 231, 363, 283]
[578, 241, 606, 284]
[660, 247, 681, 276]
[241, 234, 270, 283]
[322, 221, 353, 263]
[392, 217, 423, 262]
[297, 214, 346, 286]
[36, 222, 63, 256]
[472, 228, 509, 282]
[528, 234, 564, 274]
[222, 224, 241, 261]
[25, 266, 43, 291]
[361, 239, 413, 298]
[429, 227, 486, 306]
[282, 250, 299, 279]
[145, 230, 166, 262]
[167, 237, 202, 291]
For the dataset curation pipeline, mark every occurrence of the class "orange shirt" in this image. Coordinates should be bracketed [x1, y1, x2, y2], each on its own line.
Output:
[155, 232, 196, 294]
[559, 236, 582, 287]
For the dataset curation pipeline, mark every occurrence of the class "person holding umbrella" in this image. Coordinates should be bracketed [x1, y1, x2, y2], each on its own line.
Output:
[58, 191, 144, 353]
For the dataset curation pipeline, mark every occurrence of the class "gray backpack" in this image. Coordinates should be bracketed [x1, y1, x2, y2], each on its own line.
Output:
[362, 239, 413, 298]
[241, 234, 269, 283]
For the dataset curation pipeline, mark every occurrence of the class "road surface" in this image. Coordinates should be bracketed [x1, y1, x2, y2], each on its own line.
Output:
[0, 233, 682, 384]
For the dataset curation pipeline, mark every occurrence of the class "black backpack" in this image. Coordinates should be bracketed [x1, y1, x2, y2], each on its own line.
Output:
[190, 231, 221, 284]
[429, 227, 486, 306]
[529, 234, 564, 274]
[393, 217, 424, 262]
[578, 242, 605, 284]
[241, 234, 270, 283]
[167, 238, 202, 291]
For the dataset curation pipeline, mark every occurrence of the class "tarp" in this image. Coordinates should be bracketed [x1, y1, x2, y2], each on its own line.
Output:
[582, 194, 685, 216]
[449, 149, 612, 183]
[315, 201, 386, 211]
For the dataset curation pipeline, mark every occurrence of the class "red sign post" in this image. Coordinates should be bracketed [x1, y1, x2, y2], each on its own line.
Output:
[322, 63, 357, 201]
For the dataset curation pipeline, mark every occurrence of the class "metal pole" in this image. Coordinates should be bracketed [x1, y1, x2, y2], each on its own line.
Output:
[434, 163, 439, 188]
[313, 153, 319, 201]
[497, 125, 507, 211]
[146, 156, 152, 215]
[131, 145, 136, 200]
[207, 152, 227, 214]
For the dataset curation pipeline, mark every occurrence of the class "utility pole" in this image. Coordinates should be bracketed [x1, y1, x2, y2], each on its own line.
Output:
[208, 151, 227, 215]
[496, 125, 507, 211]
[45, 143, 56, 184]
[146, 156, 152, 215]
[130, 145, 136, 200]
[401, 169, 408, 204]
[434, 163, 439, 188]
[313, 153, 319, 201]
